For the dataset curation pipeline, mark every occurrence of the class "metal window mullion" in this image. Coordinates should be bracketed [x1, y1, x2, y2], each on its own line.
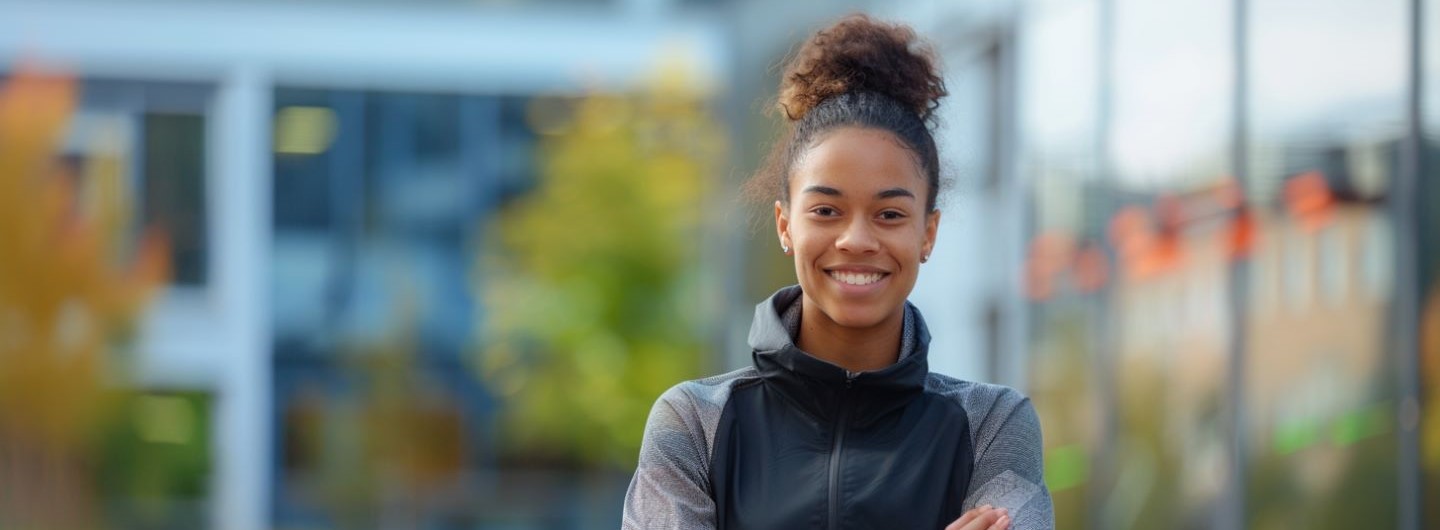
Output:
[1397, 0, 1426, 528]
[1090, 0, 1120, 528]
[1221, 0, 1251, 528]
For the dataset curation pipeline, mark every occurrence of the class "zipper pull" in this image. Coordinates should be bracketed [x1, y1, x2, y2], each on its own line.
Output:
[844, 370, 857, 389]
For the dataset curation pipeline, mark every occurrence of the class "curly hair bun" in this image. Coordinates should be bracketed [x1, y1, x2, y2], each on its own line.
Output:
[777, 14, 946, 124]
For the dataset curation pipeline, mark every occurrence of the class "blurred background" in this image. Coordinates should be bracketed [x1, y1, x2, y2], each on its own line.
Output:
[0, 0, 1437, 528]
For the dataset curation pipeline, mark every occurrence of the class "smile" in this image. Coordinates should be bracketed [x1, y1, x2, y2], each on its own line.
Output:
[828, 270, 889, 286]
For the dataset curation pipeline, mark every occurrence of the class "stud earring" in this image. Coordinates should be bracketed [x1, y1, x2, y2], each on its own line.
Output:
[781, 243, 790, 254]
[921, 253, 930, 263]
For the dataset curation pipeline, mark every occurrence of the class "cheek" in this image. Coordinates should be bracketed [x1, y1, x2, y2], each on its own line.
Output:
[795, 239, 826, 263]
[789, 222, 830, 254]
[887, 226, 927, 255]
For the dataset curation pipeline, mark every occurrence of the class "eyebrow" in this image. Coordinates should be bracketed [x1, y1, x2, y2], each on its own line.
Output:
[802, 185, 843, 196]
[876, 188, 916, 200]
[801, 185, 916, 200]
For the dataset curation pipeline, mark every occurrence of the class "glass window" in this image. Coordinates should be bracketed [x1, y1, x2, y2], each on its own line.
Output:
[914, 36, 1002, 381]
[1245, 0, 1406, 526]
[273, 89, 339, 232]
[59, 80, 213, 289]
[97, 391, 213, 528]
[1110, 0, 1233, 191]
[142, 113, 208, 286]
[1023, 0, 1100, 169]
[1102, 0, 1235, 526]
[269, 87, 535, 528]
[1019, 1, 1103, 528]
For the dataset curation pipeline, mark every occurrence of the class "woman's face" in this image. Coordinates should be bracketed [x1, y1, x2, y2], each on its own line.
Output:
[776, 126, 940, 331]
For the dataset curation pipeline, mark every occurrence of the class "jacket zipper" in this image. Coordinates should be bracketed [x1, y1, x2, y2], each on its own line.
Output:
[827, 371, 857, 530]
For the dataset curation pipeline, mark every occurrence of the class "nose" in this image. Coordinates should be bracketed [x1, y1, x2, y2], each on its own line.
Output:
[835, 217, 881, 254]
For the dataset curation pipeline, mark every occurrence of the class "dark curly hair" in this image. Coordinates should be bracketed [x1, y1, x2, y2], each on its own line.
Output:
[747, 13, 948, 213]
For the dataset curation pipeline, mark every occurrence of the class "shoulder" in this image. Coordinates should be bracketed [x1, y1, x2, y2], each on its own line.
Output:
[923, 373, 1040, 448]
[644, 367, 760, 455]
[656, 367, 760, 414]
[931, 375, 1053, 526]
[924, 373, 1034, 418]
[627, 370, 758, 527]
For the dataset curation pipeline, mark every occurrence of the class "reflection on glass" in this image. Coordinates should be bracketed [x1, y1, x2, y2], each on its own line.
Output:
[142, 113, 208, 286]
[1105, 0, 1234, 527]
[59, 80, 213, 289]
[1023, 0, 1100, 181]
[1020, 1, 1102, 529]
[1109, 0, 1232, 190]
[269, 87, 533, 527]
[1245, 0, 1404, 527]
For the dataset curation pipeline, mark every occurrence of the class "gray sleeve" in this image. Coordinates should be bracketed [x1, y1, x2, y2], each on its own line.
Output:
[621, 385, 717, 530]
[962, 388, 1055, 530]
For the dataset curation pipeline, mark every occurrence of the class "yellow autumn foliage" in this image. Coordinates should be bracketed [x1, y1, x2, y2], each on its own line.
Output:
[481, 64, 725, 467]
[0, 66, 169, 528]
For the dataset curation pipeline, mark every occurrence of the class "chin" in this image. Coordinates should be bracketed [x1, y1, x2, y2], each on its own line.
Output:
[814, 298, 898, 330]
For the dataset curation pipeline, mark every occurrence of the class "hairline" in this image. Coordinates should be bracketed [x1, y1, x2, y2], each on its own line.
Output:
[783, 125, 935, 212]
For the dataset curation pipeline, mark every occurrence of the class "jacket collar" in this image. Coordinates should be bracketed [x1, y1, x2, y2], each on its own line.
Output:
[747, 285, 931, 426]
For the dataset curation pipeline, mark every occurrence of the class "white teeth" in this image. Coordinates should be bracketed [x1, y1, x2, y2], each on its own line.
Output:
[829, 271, 885, 286]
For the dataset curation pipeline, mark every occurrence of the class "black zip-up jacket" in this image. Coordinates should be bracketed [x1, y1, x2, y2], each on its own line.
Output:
[622, 286, 1054, 529]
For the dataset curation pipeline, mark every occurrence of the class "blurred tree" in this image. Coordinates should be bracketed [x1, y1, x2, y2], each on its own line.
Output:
[320, 319, 471, 529]
[0, 67, 169, 528]
[480, 62, 725, 468]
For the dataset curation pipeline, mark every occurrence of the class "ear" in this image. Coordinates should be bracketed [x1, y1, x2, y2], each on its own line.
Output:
[923, 209, 941, 259]
[775, 200, 791, 253]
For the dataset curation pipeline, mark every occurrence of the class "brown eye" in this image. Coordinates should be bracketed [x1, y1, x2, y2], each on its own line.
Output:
[812, 206, 839, 217]
[879, 210, 906, 221]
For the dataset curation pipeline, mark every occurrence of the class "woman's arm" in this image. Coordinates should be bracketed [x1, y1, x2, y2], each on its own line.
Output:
[621, 386, 718, 529]
[962, 389, 1055, 529]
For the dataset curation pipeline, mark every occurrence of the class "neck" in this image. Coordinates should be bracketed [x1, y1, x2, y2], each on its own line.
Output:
[795, 295, 904, 373]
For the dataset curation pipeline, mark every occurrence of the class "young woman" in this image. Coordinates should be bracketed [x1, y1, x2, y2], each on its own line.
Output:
[623, 14, 1054, 530]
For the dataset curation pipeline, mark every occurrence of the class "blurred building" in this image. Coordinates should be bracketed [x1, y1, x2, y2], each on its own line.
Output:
[864, 1, 1434, 529]
[731, 0, 1436, 529]
[2, 0, 1438, 529]
[2, 1, 727, 528]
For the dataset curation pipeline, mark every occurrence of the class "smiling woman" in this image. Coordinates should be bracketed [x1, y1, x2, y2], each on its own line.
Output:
[779, 127, 937, 372]
[622, 14, 1055, 530]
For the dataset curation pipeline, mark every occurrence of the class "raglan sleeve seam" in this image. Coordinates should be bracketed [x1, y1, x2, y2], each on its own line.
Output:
[964, 388, 1055, 530]
[621, 384, 718, 530]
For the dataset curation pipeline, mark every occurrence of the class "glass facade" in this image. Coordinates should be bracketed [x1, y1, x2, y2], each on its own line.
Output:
[1018, 0, 1430, 528]
[33, 78, 219, 528]
[64, 79, 213, 290]
[1108, 0, 1235, 527]
[1244, 0, 1406, 527]
[5, 1, 1433, 527]
[269, 87, 536, 528]
[1017, 1, 1104, 528]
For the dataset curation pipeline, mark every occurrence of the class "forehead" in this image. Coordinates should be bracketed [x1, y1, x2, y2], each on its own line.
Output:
[791, 127, 926, 195]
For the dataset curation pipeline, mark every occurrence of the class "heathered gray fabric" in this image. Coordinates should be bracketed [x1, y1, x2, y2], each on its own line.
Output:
[622, 367, 759, 529]
[621, 293, 1053, 529]
[926, 373, 1055, 528]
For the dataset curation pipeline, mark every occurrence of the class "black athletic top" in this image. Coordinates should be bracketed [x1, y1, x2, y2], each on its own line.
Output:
[622, 286, 1054, 529]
